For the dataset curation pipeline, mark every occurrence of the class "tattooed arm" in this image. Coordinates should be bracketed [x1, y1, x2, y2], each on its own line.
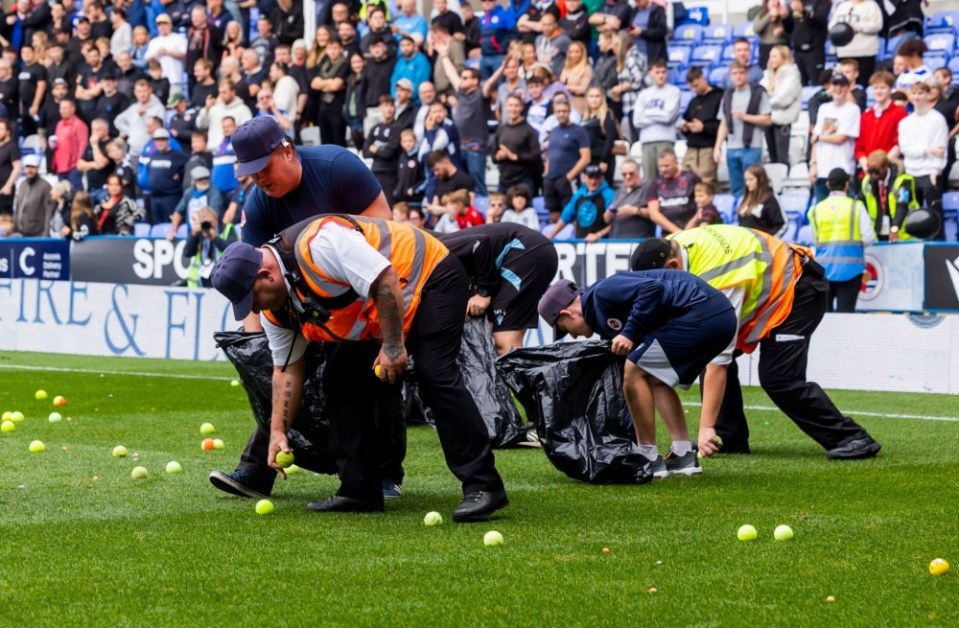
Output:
[266, 356, 305, 478]
[371, 266, 409, 384]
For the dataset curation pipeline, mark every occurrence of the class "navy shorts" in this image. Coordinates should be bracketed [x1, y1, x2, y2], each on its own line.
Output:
[627, 292, 737, 388]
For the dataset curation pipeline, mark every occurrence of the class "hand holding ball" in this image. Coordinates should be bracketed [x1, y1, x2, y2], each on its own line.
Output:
[275, 450, 295, 469]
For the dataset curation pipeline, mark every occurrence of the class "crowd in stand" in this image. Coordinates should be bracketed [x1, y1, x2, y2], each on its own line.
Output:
[0, 0, 950, 247]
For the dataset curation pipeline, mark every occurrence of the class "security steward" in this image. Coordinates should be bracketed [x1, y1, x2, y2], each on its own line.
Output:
[631, 225, 882, 461]
[211, 214, 509, 521]
[860, 149, 919, 242]
[440, 223, 559, 356]
[808, 168, 876, 313]
[208, 117, 408, 502]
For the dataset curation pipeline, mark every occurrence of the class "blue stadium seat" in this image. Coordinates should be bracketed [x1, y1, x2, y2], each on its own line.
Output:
[712, 194, 736, 224]
[150, 223, 172, 238]
[690, 45, 722, 67]
[134, 223, 151, 237]
[926, 33, 956, 55]
[794, 224, 814, 246]
[927, 10, 959, 34]
[672, 24, 704, 47]
[703, 23, 732, 45]
[886, 32, 919, 58]
[721, 43, 735, 63]
[780, 193, 811, 241]
[680, 89, 694, 111]
[732, 22, 755, 38]
[801, 86, 820, 111]
[669, 47, 692, 68]
[924, 53, 947, 71]
[943, 208, 959, 242]
[948, 56, 959, 75]
[681, 6, 709, 26]
[708, 66, 727, 85]
[668, 66, 687, 86]
[474, 195, 489, 217]
[176, 224, 188, 238]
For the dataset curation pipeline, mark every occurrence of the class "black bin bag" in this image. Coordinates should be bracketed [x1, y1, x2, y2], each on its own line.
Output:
[214, 331, 338, 475]
[497, 340, 652, 484]
[409, 317, 528, 448]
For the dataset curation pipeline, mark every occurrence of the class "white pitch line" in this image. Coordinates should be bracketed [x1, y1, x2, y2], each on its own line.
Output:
[684, 401, 959, 423]
[0, 363, 234, 381]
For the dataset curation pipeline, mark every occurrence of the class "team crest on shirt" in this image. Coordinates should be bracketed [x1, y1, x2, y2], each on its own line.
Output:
[607, 318, 623, 330]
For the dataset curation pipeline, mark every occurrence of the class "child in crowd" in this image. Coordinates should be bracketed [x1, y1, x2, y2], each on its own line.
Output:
[184, 131, 214, 190]
[685, 182, 724, 229]
[409, 207, 427, 230]
[393, 201, 411, 223]
[394, 128, 425, 205]
[486, 192, 506, 223]
[0, 213, 20, 238]
[433, 189, 484, 233]
[502, 184, 541, 230]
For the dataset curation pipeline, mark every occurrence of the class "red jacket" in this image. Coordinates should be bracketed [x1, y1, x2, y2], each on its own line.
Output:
[855, 103, 908, 163]
[52, 115, 89, 174]
[455, 207, 486, 229]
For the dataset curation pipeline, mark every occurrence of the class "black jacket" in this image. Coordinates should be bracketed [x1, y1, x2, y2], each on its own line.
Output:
[633, 3, 668, 63]
[783, 0, 830, 53]
[491, 119, 541, 189]
[271, 1, 305, 45]
[683, 87, 723, 149]
[363, 121, 402, 174]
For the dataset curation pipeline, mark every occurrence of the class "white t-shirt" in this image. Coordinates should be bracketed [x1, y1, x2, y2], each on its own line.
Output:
[813, 100, 860, 176]
[262, 223, 391, 365]
[145, 33, 187, 87]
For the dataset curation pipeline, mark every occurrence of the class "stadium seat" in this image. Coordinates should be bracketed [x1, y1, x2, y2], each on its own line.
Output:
[150, 223, 172, 238]
[924, 53, 947, 71]
[703, 23, 731, 45]
[690, 45, 722, 67]
[669, 47, 692, 68]
[680, 89, 694, 111]
[794, 223, 814, 246]
[474, 195, 489, 217]
[673, 139, 687, 163]
[134, 223, 151, 237]
[712, 193, 736, 224]
[706, 66, 725, 85]
[668, 66, 687, 86]
[943, 208, 959, 242]
[732, 22, 755, 38]
[765, 163, 788, 195]
[927, 10, 959, 34]
[176, 224, 188, 238]
[672, 24, 703, 47]
[721, 43, 736, 63]
[925, 33, 956, 55]
[801, 86, 820, 111]
[680, 6, 709, 26]
[886, 32, 918, 58]
[300, 126, 321, 146]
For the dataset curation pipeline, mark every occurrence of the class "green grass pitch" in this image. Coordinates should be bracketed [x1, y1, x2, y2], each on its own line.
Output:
[0, 350, 957, 626]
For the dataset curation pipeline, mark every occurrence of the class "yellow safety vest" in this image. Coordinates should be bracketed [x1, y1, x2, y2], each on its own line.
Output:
[860, 173, 919, 241]
[808, 195, 866, 282]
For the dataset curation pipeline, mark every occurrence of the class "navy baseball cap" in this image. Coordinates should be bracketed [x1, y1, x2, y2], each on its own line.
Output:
[629, 239, 672, 271]
[538, 279, 582, 340]
[233, 117, 288, 177]
[211, 242, 263, 320]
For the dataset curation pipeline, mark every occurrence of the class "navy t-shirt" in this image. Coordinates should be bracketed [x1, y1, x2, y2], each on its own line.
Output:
[242, 145, 384, 247]
[546, 122, 589, 181]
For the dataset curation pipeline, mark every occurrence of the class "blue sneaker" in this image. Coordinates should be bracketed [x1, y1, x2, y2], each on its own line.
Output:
[382, 481, 403, 499]
[209, 470, 273, 498]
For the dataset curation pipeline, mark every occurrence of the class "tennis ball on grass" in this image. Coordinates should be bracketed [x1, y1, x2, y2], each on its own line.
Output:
[213, 438, 224, 450]
[112, 445, 128, 457]
[423, 511, 443, 526]
[737, 525, 758, 541]
[35, 390, 47, 400]
[929, 558, 950, 576]
[2, 411, 12, 421]
[53, 396, 66, 406]
[10, 411, 24, 422]
[165, 461, 183, 474]
[286, 464, 301, 475]
[200, 422, 215, 435]
[1, 420, 14, 433]
[255, 499, 275, 515]
[774, 525, 794, 541]
[230, 379, 240, 387]
[29, 440, 45, 453]
[131, 466, 149, 480]
[275, 451, 295, 468]
[201, 438, 215, 451]
[484, 531, 504, 547]
[48, 412, 62, 423]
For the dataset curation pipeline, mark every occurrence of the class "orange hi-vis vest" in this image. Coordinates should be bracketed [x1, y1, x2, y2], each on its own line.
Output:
[668, 225, 810, 353]
[263, 215, 448, 342]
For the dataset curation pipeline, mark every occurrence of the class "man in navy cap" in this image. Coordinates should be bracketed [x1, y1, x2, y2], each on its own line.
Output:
[208, 116, 408, 503]
[537, 272, 737, 477]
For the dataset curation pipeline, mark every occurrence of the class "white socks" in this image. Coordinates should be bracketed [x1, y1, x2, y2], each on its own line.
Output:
[672, 440, 693, 456]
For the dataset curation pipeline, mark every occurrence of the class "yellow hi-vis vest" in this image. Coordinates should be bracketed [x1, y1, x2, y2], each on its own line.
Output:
[808, 195, 866, 282]
[668, 225, 807, 353]
[860, 172, 919, 241]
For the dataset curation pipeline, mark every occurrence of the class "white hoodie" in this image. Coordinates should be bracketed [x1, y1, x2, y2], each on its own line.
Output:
[632, 82, 680, 144]
[761, 62, 802, 126]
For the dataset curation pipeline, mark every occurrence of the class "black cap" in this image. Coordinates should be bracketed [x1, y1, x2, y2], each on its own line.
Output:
[829, 72, 850, 86]
[233, 117, 288, 177]
[629, 239, 673, 271]
[826, 168, 850, 188]
[584, 164, 603, 177]
[211, 242, 264, 320]
[537, 280, 582, 340]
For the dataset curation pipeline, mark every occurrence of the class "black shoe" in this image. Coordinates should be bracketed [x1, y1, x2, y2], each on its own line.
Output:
[209, 470, 273, 498]
[306, 495, 384, 513]
[452, 490, 508, 522]
[827, 436, 882, 460]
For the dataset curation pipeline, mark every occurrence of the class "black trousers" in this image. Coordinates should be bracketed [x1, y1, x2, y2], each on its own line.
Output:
[713, 266, 871, 452]
[543, 176, 573, 218]
[236, 341, 407, 494]
[795, 49, 825, 86]
[317, 104, 347, 147]
[828, 276, 860, 313]
[373, 170, 398, 207]
[765, 124, 791, 166]
[328, 255, 503, 501]
[915, 174, 944, 240]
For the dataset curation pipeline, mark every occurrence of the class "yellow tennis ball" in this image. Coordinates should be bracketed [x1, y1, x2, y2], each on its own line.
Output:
[53, 396, 66, 407]
[230, 379, 240, 387]
[48, 412, 62, 423]
[200, 422, 215, 435]
[929, 558, 950, 576]
[165, 461, 183, 474]
[10, 411, 24, 423]
[2, 411, 12, 421]
[286, 464, 301, 475]
[35, 390, 47, 400]
[275, 451, 295, 469]
[212, 438, 224, 450]
[737, 525, 758, 541]
[112, 445, 128, 457]
[1, 420, 14, 433]
[423, 511, 443, 526]
[483, 531, 504, 546]
[374, 364, 382, 378]
[28, 440, 45, 453]
[774, 525, 794, 541]
[255, 499, 275, 515]
[131, 466, 149, 480]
